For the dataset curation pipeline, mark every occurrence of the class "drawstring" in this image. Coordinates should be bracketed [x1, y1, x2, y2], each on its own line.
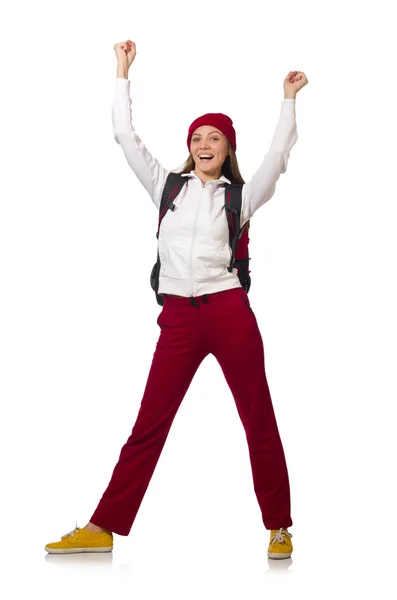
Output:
[270, 528, 293, 546]
[189, 294, 208, 308]
[61, 522, 80, 539]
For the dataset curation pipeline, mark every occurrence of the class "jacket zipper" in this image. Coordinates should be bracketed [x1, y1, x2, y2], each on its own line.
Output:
[189, 183, 205, 298]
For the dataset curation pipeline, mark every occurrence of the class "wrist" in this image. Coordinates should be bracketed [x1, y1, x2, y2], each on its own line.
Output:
[117, 61, 129, 79]
[284, 92, 296, 100]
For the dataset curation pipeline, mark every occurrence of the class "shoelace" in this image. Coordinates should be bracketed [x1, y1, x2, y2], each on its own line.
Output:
[61, 522, 80, 539]
[270, 527, 293, 546]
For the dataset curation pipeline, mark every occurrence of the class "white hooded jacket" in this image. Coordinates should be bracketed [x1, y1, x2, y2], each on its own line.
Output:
[112, 77, 298, 298]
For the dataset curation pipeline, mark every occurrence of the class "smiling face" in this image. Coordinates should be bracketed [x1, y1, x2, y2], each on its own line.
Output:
[190, 125, 230, 183]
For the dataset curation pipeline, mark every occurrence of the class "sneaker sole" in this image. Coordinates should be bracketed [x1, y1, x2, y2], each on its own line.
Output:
[45, 546, 113, 554]
[267, 552, 292, 559]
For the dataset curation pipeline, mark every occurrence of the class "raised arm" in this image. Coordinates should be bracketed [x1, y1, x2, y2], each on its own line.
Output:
[113, 41, 169, 210]
[240, 71, 308, 228]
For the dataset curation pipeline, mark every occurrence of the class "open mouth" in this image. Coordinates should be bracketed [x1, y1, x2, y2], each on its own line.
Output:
[199, 155, 214, 163]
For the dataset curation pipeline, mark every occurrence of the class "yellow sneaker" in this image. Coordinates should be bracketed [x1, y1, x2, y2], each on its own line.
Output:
[267, 527, 293, 559]
[45, 524, 113, 554]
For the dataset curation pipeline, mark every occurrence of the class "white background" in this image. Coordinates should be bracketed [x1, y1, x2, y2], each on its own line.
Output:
[1, 0, 396, 597]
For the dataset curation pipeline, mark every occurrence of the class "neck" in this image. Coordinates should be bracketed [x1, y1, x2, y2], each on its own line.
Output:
[194, 167, 222, 184]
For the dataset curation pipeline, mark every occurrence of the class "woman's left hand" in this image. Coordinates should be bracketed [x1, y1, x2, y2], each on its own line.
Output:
[284, 71, 308, 96]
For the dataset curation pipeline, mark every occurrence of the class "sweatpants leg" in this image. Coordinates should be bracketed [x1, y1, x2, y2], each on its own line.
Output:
[89, 298, 208, 535]
[210, 288, 293, 530]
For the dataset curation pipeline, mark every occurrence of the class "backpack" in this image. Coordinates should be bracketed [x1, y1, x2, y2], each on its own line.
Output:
[150, 172, 251, 306]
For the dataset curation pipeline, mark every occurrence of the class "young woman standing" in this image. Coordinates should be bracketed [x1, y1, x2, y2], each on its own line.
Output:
[45, 40, 308, 560]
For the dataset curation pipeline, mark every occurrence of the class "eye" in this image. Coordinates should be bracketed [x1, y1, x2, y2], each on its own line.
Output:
[211, 137, 219, 141]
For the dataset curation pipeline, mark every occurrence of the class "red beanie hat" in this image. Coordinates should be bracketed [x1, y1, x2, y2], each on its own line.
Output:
[187, 112, 237, 152]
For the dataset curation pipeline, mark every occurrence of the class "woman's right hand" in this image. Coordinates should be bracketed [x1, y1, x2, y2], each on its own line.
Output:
[114, 40, 137, 69]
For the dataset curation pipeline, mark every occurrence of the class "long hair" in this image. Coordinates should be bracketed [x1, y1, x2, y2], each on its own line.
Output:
[176, 145, 250, 231]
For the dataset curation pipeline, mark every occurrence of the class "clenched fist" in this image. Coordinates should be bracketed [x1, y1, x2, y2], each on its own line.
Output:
[284, 71, 308, 96]
[114, 40, 137, 68]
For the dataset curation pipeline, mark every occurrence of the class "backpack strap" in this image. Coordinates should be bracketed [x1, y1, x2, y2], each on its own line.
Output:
[150, 172, 187, 306]
[156, 172, 187, 239]
[224, 184, 251, 292]
[224, 183, 244, 272]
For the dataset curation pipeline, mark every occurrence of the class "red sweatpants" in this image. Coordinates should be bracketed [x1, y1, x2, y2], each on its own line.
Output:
[90, 287, 293, 535]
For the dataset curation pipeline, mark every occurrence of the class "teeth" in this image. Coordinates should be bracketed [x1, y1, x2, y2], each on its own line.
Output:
[199, 155, 213, 158]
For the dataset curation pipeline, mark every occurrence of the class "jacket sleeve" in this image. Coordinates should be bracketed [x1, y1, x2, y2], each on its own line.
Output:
[112, 77, 169, 210]
[240, 99, 298, 227]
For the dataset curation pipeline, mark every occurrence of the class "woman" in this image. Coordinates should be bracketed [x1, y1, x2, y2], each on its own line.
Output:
[45, 40, 308, 559]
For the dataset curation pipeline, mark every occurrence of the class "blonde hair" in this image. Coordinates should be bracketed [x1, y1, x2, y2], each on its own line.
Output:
[176, 145, 250, 231]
